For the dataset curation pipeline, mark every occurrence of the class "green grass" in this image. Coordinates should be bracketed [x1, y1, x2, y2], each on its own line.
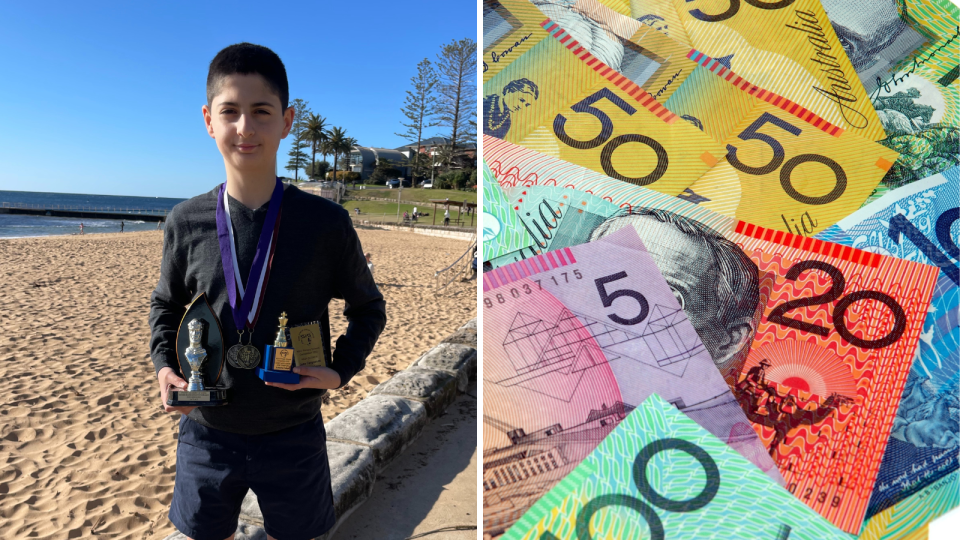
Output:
[398, 188, 476, 205]
[344, 187, 476, 206]
[341, 199, 477, 225]
[342, 200, 417, 217]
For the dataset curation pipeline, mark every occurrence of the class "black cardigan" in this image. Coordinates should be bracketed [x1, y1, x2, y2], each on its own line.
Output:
[148, 183, 386, 434]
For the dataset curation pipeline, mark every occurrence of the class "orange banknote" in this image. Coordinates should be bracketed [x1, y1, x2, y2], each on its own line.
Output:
[730, 222, 941, 534]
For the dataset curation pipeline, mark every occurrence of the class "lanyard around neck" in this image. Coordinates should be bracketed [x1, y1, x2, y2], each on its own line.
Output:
[215, 179, 284, 330]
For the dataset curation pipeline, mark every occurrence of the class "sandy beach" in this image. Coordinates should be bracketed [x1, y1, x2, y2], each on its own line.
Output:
[0, 228, 476, 540]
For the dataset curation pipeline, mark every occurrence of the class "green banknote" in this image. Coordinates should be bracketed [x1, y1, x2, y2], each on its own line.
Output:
[484, 159, 536, 261]
[502, 394, 851, 540]
[864, 0, 959, 202]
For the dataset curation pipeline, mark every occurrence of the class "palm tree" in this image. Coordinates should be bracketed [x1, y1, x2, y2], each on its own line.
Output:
[325, 127, 356, 182]
[304, 113, 329, 179]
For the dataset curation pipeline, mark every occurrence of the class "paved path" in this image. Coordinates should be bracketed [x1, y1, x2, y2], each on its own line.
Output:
[332, 379, 477, 540]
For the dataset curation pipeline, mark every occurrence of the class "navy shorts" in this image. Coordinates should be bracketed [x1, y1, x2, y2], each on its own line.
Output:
[169, 414, 336, 540]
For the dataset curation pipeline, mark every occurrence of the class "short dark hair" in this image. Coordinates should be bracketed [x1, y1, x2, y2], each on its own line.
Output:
[206, 43, 289, 111]
[502, 78, 539, 99]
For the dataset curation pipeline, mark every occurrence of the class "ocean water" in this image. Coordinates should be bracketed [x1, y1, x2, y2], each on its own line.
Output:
[0, 190, 186, 239]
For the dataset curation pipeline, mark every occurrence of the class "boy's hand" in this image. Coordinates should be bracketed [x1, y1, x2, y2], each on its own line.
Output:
[265, 366, 341, 391]
[157, 366, 197, 415]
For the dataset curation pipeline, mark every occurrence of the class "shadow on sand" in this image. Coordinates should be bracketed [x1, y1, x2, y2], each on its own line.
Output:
[332, 380, 478, 540]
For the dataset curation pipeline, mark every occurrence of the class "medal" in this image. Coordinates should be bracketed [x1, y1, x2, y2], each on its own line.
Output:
[216, 178, 284, 369]
[227, 330, 262, 369]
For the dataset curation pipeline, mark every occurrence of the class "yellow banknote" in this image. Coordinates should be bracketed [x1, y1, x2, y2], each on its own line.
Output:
[484, 0, 552, 83]
[610, 0, 887, 141]
[681, 97, 899, 234]
[483, 0, 688, 85]
[492, 0, 702, 102]
[628, 0, 695, 45]
[483, 20, 725, 195]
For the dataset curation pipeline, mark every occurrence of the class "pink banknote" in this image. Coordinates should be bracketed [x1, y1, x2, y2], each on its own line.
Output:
[482, 227, 780, 537]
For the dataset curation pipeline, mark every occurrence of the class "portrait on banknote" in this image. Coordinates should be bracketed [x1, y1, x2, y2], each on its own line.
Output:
[589, 208, 761, 378]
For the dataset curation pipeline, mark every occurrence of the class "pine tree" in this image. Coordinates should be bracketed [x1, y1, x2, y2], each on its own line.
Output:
[436, 38, 477, 169]
[396, 58, 440, 181]
[284, 98, 312, 181]
[285, 139, 311, 180]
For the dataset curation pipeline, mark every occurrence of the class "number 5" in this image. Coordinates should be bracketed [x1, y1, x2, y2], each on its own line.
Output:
[595, 272, 649, 325]
[727, 112, 801, 175]
[553, 88, 636, 150]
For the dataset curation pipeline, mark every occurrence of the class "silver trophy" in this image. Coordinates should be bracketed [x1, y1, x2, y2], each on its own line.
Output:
[167, 308, 229, 407]
[185, 319, 208, 391]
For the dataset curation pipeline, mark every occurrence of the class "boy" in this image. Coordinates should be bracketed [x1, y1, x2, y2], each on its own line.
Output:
[148, 43, 386, 540]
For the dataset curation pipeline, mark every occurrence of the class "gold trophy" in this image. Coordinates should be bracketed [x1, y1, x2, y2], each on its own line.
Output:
[257, 312, 300, 384]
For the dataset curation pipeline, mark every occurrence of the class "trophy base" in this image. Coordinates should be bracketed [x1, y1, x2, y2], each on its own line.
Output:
[257, 367, 300, 384]
[258, 344, 301, 384]
[167, 386, 229, 407]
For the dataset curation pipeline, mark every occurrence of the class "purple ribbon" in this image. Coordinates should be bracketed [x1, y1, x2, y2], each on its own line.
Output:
[215, 178, 284, 330]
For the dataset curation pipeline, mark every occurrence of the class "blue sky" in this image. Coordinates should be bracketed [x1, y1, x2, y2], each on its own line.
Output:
[0, 1, 477, 198]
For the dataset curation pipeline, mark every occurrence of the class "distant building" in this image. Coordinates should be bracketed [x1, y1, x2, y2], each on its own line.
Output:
[395, 136, 477, 161]
[349, 137, 478, 181]
[348, 146, 411, 181]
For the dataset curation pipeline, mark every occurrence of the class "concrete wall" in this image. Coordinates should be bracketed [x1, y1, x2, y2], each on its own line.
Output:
[366, 224, 476, 241]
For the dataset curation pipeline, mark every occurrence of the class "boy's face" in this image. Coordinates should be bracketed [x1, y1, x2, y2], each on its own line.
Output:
[202, 73, 294, 176]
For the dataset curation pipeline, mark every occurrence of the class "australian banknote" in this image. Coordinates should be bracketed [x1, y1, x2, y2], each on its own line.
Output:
[484, 136, 943, 534]
[501, 394, 851, 540]
[865, 0, 959, 201]
[490, 1, 900, 234]
[669, 77, 900, 234]
[483, 13, 728, 195]
[484, 159, 536, 261]
[482, 228, 780, 537]
[608, 0, 888, 141]
[820, 0, 930, 95]
[817, 168, 959, 523]
[859, 471, 958, 540]
[523, 0, 871, 138]
[484, 0, 556, 82]
[487, 0, 703, 96]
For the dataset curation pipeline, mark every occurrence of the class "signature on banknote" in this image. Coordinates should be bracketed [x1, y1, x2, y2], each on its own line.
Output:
[871, 25, 960, 98]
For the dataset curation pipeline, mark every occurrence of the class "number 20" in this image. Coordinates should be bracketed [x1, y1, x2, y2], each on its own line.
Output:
[767, 260, 907, 349]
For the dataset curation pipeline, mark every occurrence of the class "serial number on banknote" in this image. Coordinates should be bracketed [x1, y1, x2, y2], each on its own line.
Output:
[788, 483, 843, 509]
[483, 269, 585, 309]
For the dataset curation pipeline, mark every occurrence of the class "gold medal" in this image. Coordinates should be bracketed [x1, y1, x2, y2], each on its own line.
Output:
[227, 330, 261, 369]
